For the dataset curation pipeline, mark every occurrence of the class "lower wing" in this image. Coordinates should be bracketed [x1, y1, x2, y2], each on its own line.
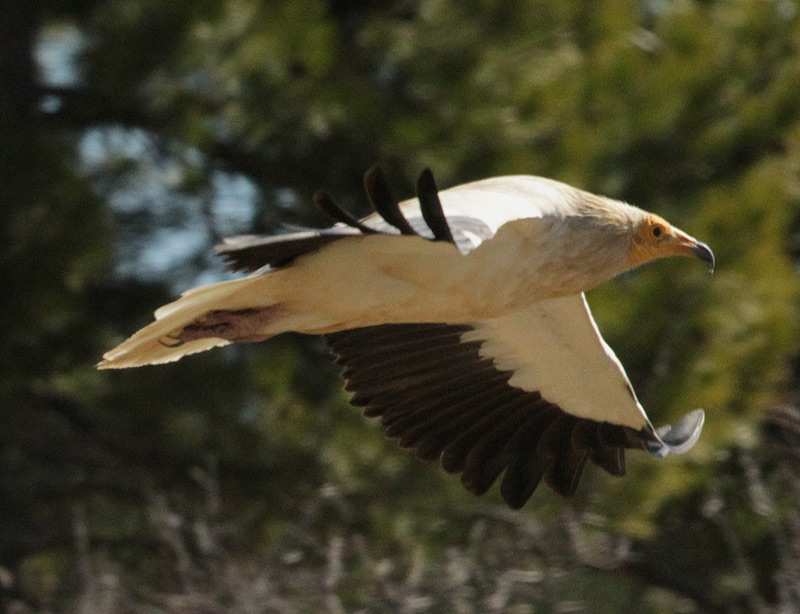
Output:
[325, 294, 704, 508]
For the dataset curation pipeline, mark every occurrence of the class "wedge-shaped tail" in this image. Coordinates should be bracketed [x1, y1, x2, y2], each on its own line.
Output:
[97, 275, 276, 368]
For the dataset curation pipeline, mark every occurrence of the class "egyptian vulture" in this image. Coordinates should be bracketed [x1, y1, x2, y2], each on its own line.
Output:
[99, 167, 712, 508]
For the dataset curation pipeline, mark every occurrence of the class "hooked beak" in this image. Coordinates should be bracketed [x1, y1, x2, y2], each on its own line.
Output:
[672, 229, 715, 273]
[692, 241, 715, 273]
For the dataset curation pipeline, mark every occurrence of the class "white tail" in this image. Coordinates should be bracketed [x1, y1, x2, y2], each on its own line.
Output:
[98, 275, 276, 369]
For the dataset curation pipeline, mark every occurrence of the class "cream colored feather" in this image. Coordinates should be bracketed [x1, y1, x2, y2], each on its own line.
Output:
[97, 175, 664, 370]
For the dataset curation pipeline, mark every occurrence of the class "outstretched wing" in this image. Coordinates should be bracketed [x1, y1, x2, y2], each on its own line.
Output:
[215, 167, 553, 272]
[325, 294, 704, 508]
[216, 165, 704, 508]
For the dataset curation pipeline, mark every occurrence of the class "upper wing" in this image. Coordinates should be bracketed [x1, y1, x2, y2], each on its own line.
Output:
[368, 173, 574, 246]
[215, 167, 560, 272]
[325, 294, 704, 508]
[215, 229, 362, 272]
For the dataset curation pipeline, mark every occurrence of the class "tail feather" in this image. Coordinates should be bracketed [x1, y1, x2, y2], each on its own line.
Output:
[98, 275, 275, 369]
[98, 336, 230, 369]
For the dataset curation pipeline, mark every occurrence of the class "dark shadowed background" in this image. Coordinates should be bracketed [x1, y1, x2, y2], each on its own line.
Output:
[3, 1, 800, 612]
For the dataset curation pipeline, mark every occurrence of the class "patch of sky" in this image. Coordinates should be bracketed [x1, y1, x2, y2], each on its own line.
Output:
[38, 23, 262, 292]
[79, 127, 258, 291]
[36, 22, 85, 87]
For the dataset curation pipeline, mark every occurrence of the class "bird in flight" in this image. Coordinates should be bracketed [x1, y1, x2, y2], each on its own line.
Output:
[99, 166, 713, 508]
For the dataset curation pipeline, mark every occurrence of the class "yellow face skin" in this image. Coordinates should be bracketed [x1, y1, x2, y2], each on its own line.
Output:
[627, 214, 715, 271]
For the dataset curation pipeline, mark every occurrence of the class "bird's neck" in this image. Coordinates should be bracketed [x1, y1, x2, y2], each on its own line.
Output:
[456, 218, 630, 317]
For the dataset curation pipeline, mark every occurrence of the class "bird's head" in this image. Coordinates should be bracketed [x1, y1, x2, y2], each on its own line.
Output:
[627, 213, 715, 273]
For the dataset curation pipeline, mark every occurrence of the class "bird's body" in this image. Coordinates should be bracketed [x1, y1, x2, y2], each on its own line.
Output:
[100, 176, 655, 358]
[99, 169, 712, 507]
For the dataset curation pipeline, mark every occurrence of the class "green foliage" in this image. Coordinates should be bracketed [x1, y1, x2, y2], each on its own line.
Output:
[4, 0, 800, 612]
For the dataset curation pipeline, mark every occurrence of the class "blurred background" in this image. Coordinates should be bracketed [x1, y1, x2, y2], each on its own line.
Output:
[2, 0, 800, 612]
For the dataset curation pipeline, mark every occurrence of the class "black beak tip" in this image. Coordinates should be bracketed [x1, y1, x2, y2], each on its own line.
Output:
[694, 242, 715, 273]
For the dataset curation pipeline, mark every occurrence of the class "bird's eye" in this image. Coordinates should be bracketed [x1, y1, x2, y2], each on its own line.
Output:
[652, 225, 663, 238]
